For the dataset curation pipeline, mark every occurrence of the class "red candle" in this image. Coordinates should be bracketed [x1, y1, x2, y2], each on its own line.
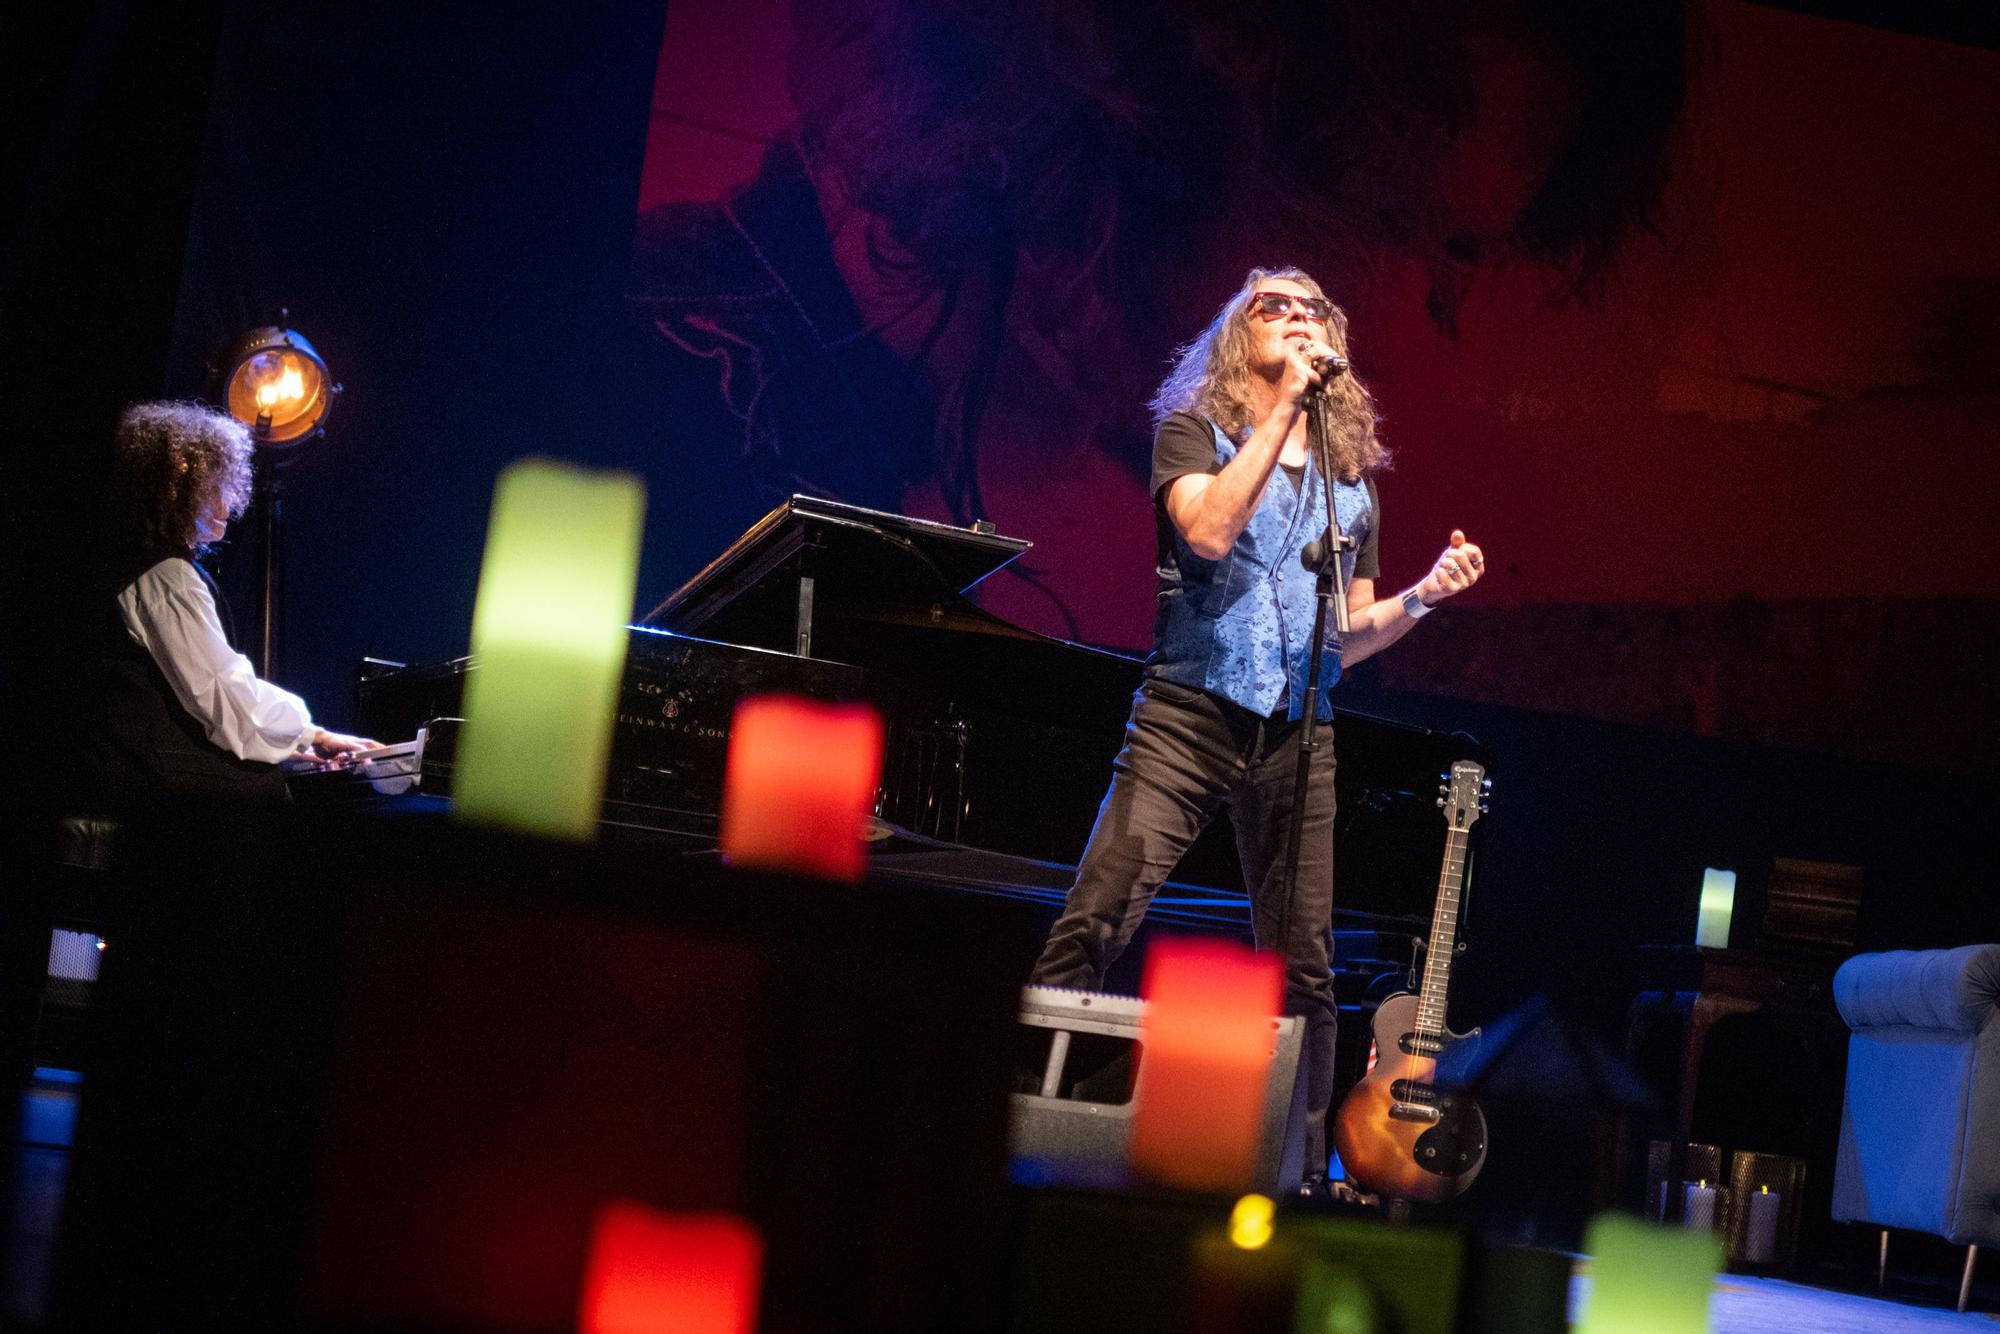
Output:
[577, 1202, 762, 1334]
[720, 695, 883, 882]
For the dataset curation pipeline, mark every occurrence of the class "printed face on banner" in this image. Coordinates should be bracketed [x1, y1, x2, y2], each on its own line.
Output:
[628, 0, 1996, 769]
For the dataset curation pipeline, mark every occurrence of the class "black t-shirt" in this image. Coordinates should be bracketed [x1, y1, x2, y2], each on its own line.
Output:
[1150, 411, 1381, 578]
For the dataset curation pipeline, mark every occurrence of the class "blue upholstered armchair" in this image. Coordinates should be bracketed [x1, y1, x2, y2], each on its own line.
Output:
[1832, 944, 2000, 1312]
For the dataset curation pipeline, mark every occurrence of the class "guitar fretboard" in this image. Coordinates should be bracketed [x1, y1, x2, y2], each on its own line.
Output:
[1413, 764, 1482, 1044]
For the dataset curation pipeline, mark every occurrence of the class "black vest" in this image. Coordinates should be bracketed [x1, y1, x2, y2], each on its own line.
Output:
[68, 553, 290, 810]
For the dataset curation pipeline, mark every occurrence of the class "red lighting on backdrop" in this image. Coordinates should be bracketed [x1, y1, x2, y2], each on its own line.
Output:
[719, 695, 883, 882]
[1130, 939, 1284, 1193]
[577, 1202, 763, 1334]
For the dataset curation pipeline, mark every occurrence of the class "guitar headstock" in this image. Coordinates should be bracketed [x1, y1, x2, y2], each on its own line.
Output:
[1434, 760, 1489, 831]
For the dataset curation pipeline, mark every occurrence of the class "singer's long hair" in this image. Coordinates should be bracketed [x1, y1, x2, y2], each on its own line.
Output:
[1149, 268, 1388, 480]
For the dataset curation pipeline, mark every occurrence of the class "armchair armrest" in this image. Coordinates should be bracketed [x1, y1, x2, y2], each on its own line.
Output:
[1833, 945, 2000, 1035]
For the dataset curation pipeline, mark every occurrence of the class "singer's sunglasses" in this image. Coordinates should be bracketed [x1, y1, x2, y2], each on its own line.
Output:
[1250, 291, 1333, 323]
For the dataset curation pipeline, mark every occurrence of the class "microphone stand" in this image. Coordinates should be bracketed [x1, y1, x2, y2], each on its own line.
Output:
[1272, 384, 1351, 966]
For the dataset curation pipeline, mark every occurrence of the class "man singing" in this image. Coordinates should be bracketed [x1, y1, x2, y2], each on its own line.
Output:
[1027, 267, 1485, 1191]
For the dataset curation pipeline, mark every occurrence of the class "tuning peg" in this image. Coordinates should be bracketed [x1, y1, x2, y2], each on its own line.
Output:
[1436, 796, 1445, 808]
[1481, 779, 1493, 791]
[1479, 802, 1490, 813]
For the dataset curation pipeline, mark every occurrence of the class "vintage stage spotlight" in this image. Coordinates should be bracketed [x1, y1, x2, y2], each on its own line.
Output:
[214, 317, 341, 677]
[218, 322, 337, 446]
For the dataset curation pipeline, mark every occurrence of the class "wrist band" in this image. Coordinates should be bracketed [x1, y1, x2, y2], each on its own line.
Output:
[1401, 588, 1433, 621]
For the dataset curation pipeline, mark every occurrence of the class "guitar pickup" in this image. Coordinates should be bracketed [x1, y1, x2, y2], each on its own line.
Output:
[1389, 1101, 1442, 1124]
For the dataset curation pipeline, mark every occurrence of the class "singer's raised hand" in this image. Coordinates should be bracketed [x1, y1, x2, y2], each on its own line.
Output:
[1423, 529, 1487, 602]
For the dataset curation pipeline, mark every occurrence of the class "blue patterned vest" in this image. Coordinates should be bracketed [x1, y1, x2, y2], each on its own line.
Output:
[1148, 419, 1375, 721]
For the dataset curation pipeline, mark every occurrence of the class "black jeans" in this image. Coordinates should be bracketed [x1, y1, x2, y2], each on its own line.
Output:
[1029, 676, 1339, 1176]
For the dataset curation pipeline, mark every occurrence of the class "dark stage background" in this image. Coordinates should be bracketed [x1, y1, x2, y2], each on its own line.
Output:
[10, 1, 1996, 1037]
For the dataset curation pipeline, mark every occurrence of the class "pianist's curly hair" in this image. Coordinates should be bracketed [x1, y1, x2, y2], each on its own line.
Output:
[1151, 268, 1388, 481]
[111, 401, 254, 557]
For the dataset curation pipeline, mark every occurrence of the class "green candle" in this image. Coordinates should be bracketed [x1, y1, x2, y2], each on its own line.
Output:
[456, 458, 644, 841]
[1578, 1213, 1719, 1333]
[1695, 868, 1736, 949]
[1292, 1256, 1380, 1334]
[1186, 1227, 1303, 1334]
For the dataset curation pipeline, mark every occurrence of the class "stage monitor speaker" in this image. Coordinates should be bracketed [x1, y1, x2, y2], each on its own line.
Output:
[1007, 984, 1306, 1193]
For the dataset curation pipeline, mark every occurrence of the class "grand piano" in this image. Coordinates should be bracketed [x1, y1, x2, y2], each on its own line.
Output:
[351, 496, 1491, 941]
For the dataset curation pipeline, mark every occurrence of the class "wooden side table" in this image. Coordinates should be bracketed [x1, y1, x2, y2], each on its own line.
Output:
[1625, 946, 1836, 1143]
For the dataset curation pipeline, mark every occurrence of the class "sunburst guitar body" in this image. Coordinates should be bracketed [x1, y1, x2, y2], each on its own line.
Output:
[1331, 759, 1490, 1203]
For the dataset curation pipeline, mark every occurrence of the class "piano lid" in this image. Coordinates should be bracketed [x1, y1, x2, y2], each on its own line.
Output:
[644, 495, 1030, 640]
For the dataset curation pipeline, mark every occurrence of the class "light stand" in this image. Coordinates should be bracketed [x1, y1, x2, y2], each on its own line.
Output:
[253, 456, 287, 680]
[213, 317, 338, 678]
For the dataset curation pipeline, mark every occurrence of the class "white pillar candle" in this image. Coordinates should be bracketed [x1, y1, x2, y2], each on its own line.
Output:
[1684, 1182, 1717, 1231]
[1744, 1187, 1782, 1263]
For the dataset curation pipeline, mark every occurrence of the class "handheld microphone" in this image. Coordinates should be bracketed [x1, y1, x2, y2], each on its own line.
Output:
[1310, 352, 1348, 380]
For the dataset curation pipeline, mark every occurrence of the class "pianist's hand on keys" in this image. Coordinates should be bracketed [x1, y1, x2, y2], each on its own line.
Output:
[311, 729, 382, 766]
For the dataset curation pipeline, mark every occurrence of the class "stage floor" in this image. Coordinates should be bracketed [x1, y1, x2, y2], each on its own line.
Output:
[1569, 1265, 1999, 1330]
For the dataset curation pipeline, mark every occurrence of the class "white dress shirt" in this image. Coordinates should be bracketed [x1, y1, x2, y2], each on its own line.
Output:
[117, 557, 317, 764]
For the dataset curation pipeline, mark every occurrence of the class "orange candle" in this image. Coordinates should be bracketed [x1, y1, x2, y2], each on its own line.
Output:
[1129, 938, 1284, 1192]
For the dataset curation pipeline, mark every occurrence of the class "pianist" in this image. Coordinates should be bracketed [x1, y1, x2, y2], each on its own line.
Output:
[70, 401, 376, 809]
[1027, 268, 1485, 1193]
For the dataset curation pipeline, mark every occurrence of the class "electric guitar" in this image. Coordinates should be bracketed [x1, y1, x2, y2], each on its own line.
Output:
[1331, 759, 1489, 1202]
